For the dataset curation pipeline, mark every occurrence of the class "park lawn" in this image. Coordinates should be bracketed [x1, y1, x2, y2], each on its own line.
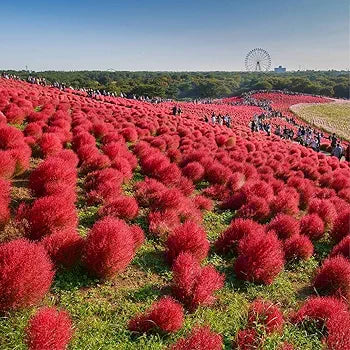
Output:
[291, 102, 350, 142]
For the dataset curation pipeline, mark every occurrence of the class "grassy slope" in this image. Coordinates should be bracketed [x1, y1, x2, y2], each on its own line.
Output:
[291, 102, 350, 142]
[0, 165, 330, 350]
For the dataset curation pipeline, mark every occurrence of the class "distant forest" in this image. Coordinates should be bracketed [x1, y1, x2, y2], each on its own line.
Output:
[3, 70, 349, 99]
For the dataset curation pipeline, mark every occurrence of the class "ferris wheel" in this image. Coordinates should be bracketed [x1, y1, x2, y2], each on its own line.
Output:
[245, 48, 271, 72]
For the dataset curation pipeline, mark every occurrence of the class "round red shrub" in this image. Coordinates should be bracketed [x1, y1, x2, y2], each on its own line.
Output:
[148, 209, 181, 237]
[234, 231, 284, 285]
[299, 214, 325, 241]
[26, 307, 73, 350]
[215, 218, 264, 255]
[205, 162, 231, 185]
[247, 299, 284, 334]
[270, 188, 300, 216]
[99, 196, 139, 220]
[235, 328, 260, 350]
[308, 199, 337, 228]
[165, 222, 209, 263]
[266, 214, 300, 240]
[170, 326, 223, 350]
[283, 235, 314, 261]
[128, 296, 184, 333]
[0, 239, 54, 311]
[330, 210, 350, 243]
[192, 195, 213, 211]
[0, 150, 16, 179]
[236, 195, 270, 221]
[41, 229, 83, 269]
[313, 256, 350, 300]
[82, 217, 135, 279]
[182, 162, 205, 182]
[330, 236, 350, 260]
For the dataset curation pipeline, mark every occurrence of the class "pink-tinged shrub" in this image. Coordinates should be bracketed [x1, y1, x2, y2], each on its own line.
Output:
[270, 188, 300, 216]
[172, 252, 224, 310]
[234, 328, 260, 350]
[135, 178, 166, 207]
[235, 231, 284, 285]
[227, 172, 246, 192]
[130, 225, 145, 250]
[24, 122, 43, 141]
[39, 133, 63, 157]
[247, 299, 284, 334]
[299, 214, 325, 241]
[308, 199, 337, 228]
[0, 239, 54, 311]
[150, 188, 184, 212]
[166, 222, 209, 263]
[313, 256, 350, 300]
[330, 210, 350, 243]
[21, 196, 78, 240]
[278, 343, 295, 350]
[121, 127, 138, 142]
[236, 195, 270, 222]
[283, 235, 314, 261]
[9, 145, 31, 176]
[0, 178, 11, 228]
[29, 158, 77, 197]
[84, 168, 123, 192]
[26, 307, 74, 350]
[169, 326, 223, 350]
[330, 236, 350, 259]
[128, 296, 184, 333]
[148, 210, 181, 237]
[82, 217, 136, 279]
[41, 229, 84, 269]
[192, 195, 213, 211]
[292, 296, 350, 350]
[215, 218, 263, 255]
[182, 161, 205, 182]
[3, 103, 26, 124]
[266, 214, 300, 240]
[205, 163, 231, 185]
[99, 196, 139, 220]
[0, 150, 16, 179]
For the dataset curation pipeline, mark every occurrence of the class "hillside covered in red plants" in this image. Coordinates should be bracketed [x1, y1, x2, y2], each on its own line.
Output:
[0, 77, 349, 349]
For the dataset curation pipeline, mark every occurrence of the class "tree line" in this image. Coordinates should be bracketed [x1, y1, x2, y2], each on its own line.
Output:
[3, 70, 349, 99]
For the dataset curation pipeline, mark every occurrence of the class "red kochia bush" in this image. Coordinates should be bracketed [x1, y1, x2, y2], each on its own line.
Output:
[128, 296, 184, 333]
[99, 196, 139, 220]
[266, 214, 300, 240]
[299, 214, 325, 241]
[165, 222, 209, 263]
[215, 218, 264, 255]
[39, 133, 63, 157]
[283, 235, 314, 261]
[235, 328, 260, 350]
[0, 178, 11, 228]
[247, 299, 284, 334]
[308, 198, 337, 227]
[313, 256, 350, 300]
[236, 195, 270, 221]
[172, 252, 224, 310]
[182, 161, 205, 182]
[235, 231, 284, 285]
[330, 236, 350, 259]
[0, 239, 54, 311]
[26, 307, 74, 350]
[41, 229, 84, 269]
[330, 210, 350, 243]
[170, 326, 223, 350]
[82, 217, 136, 279]
[21, 196, 78, 240]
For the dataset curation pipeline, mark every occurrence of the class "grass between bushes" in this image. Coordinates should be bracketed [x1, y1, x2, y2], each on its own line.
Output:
[0, 169, 330, 349]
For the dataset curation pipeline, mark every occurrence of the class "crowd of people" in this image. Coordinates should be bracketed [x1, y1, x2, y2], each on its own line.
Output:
[205, 112, 232, 128]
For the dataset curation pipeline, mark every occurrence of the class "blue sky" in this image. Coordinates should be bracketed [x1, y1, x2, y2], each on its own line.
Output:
[0, 0, 348, 71]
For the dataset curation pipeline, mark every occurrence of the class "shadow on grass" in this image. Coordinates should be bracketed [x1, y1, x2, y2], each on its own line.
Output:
[125, 284, 171, 303]
[53, 264, 99, 292]
[133, 248, 170, 277]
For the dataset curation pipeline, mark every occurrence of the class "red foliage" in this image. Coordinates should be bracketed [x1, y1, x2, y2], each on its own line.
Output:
[182, 161, 205, 182]
[308, 198, 337, 228]
[26, 307, 73, 350]
[172, 252, 224, 310]
[235, 231, 284, 284]
[330, 236, 350, 260]
[192, 195, 213, 211]
[82, 217, 136, 279]
[330, 210, 350, 243]
[247, 299, 284, 334]
[165, 222, 209, 263]
[205, 162, 231, 185]
[313, 256, 350, 300]
[130, 224, 145, 250]
[266, 214, 300, 240]
[0, 150, 16, 179]
[128, 296, 184, 333]
[215, 218, 263, 255]
[148, 209, 181, 237]
[299, 214, 325, 241]
[21, 196, 78, 240]
[270, 187, 300, 216]
[169, 326, 223, 350]
[0, 178, 11, 228]
[283, 235, 314, 261]
[99, 195, 139, 220]
[41, 229, 83, 268]
[235, 328, 260, 350]
[39, 133, 63, 157]
[0, 239, 54, 311]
